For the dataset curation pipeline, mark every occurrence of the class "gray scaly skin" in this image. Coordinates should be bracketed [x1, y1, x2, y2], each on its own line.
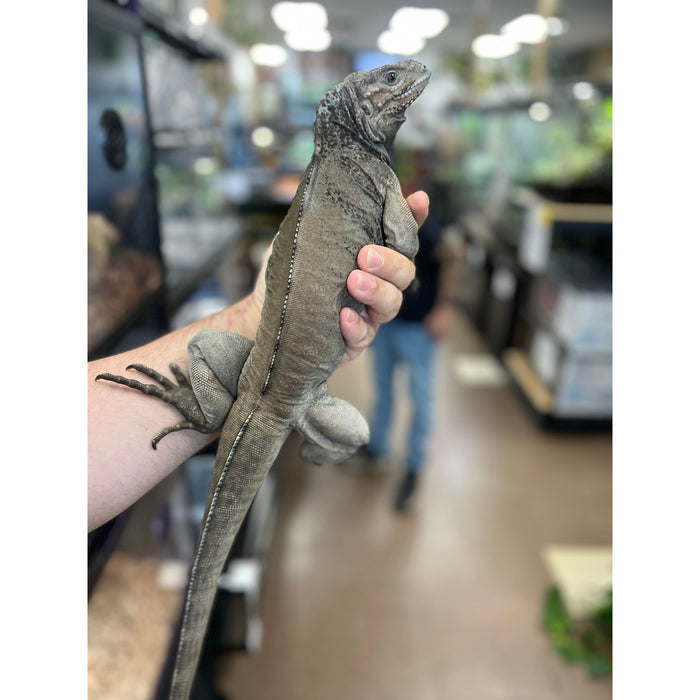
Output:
[97, 59, 430, 698]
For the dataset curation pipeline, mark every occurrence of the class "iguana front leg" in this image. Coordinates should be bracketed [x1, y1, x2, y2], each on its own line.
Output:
[96, 329, 254, 448]
[96, 362, 218, 447]
[383, 179, 420, 262]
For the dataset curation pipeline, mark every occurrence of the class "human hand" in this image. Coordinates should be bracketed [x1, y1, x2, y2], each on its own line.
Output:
[423, 303, 455, 341]
[340, 191, 429, 364]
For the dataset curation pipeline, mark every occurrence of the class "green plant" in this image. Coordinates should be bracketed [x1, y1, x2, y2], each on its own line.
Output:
[542, 586, 612, 677]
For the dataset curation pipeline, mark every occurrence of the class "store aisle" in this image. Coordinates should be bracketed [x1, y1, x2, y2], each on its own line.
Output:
[215, 313, 612, 700]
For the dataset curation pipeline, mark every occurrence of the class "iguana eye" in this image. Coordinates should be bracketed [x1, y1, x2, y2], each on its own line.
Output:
[385, 71, 398, 85]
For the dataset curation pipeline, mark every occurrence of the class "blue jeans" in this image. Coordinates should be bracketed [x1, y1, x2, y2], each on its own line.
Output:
[367, 320, 436, 473]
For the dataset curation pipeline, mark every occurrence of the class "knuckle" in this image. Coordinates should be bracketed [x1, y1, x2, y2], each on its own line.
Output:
[389, 287, 404, 316]
[371, 284, 402, 323]
[386, 250, 415, 291]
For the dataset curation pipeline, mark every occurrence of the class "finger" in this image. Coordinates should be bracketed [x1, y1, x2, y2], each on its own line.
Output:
[338, 307, 377, 364]
[406, 190, 429, 228]
[356, 245, 416, 292]
[346, 269, 403, 324]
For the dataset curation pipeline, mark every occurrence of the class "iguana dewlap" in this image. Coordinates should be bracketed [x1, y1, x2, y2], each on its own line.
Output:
[97, 59, 430, 698]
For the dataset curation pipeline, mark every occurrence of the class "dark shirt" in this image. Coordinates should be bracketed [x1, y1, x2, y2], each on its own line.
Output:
[397, 214, 442, 322]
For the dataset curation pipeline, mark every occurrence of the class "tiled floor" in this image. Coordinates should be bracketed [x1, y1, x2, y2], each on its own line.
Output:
[215, 313, 613, 700]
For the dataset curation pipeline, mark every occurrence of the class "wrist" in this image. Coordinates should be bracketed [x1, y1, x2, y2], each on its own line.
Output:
[189, 293, 261, 341]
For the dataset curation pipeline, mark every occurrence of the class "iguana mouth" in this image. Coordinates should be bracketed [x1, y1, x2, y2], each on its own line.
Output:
[396, 73, 431, 108]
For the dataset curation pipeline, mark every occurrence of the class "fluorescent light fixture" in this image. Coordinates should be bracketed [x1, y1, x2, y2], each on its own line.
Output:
[251, 127, 275, 149]
[501, 13, 548, 44]
[189, 7, 209, 26]
[471, 34, 519, 59]
[194, 157, 217, 175]
[249, 43, 288, 67]
[529, 101, 551, 121]
[284, 28, 332, 52]
[378, 29, 425, 56]
[389, 7, 449, 39]
[547, 16, 569, 36]
[573, 81, 596, 101]
[271, 2, 327, 32]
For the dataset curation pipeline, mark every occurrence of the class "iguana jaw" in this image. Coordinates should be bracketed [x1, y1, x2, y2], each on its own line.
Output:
[391, 71, 431, 111]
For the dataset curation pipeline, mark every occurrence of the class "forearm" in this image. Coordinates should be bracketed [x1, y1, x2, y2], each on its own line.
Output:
[88, 294, 260, 531]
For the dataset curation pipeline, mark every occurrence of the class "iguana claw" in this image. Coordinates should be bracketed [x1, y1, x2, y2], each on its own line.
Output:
[96, 364, 222, 448]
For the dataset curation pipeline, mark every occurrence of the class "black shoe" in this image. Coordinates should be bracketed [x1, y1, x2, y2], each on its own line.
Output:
[394, 471, 418, 512]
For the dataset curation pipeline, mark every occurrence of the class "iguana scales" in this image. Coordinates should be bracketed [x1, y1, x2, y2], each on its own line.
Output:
[97, 59, 430, 698]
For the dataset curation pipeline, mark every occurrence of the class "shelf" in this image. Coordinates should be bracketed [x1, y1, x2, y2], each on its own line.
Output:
[515, 306, 612, 359]
[161, 216, 246, 314]
[153, 128, 223, 151]
[88, 552, 183, 700]
[542, 199, 612, 224]
[512, 187, 613, 224]
[503, 348, 611, 430]
[503, 348, 554, 415]
[88, 279, 166, 360]
[140, 5, 226, 61]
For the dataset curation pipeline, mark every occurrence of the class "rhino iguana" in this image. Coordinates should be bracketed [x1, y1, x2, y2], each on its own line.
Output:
[97, 59, 430, 698]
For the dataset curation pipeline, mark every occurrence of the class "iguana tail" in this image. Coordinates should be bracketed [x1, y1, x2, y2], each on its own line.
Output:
[169, 399, 289, 699]
[169, 379, 368, 697]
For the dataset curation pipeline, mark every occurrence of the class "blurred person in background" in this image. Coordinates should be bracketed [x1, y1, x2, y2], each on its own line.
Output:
[360, 211, 466, 511]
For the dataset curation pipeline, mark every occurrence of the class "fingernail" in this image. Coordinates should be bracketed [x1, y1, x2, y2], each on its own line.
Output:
[366, 248, 383, 271]
[342, 308, 360, 325]
[357, 271, 376, 291]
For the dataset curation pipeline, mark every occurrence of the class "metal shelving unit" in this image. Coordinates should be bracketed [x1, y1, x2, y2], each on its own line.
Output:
[460, 185, 612, 429]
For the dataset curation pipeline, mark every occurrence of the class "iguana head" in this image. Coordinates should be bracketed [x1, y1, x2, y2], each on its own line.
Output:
[315, 59, 431, 159]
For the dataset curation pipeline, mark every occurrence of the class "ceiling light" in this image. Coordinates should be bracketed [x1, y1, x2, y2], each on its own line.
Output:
[284, 28, 332, 52]
[547, 17, 569, 36]
[501, 13, 548, 44]
[250, 43, 288, 67]
[378, 29, 425, 56]
[389, 7, 449, 39]
[529, 101, 551, 121]
[573, 81, 596, 101]
[471, 34, 519, 59]
[188, 7, 209, 26]
[251, 127, 275, 149]
[194, 157, 217, 175]
[271, 2, 327, 32]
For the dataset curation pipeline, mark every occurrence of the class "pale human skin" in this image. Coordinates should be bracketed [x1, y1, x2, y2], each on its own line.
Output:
[88, 191, 429, 531]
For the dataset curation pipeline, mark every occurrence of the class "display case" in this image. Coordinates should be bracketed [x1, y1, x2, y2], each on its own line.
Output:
[87, 0, 167, 606]
[444, 85, 612, 429]
[456, 178, 612, 428]
[88, 0, 164, 360]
